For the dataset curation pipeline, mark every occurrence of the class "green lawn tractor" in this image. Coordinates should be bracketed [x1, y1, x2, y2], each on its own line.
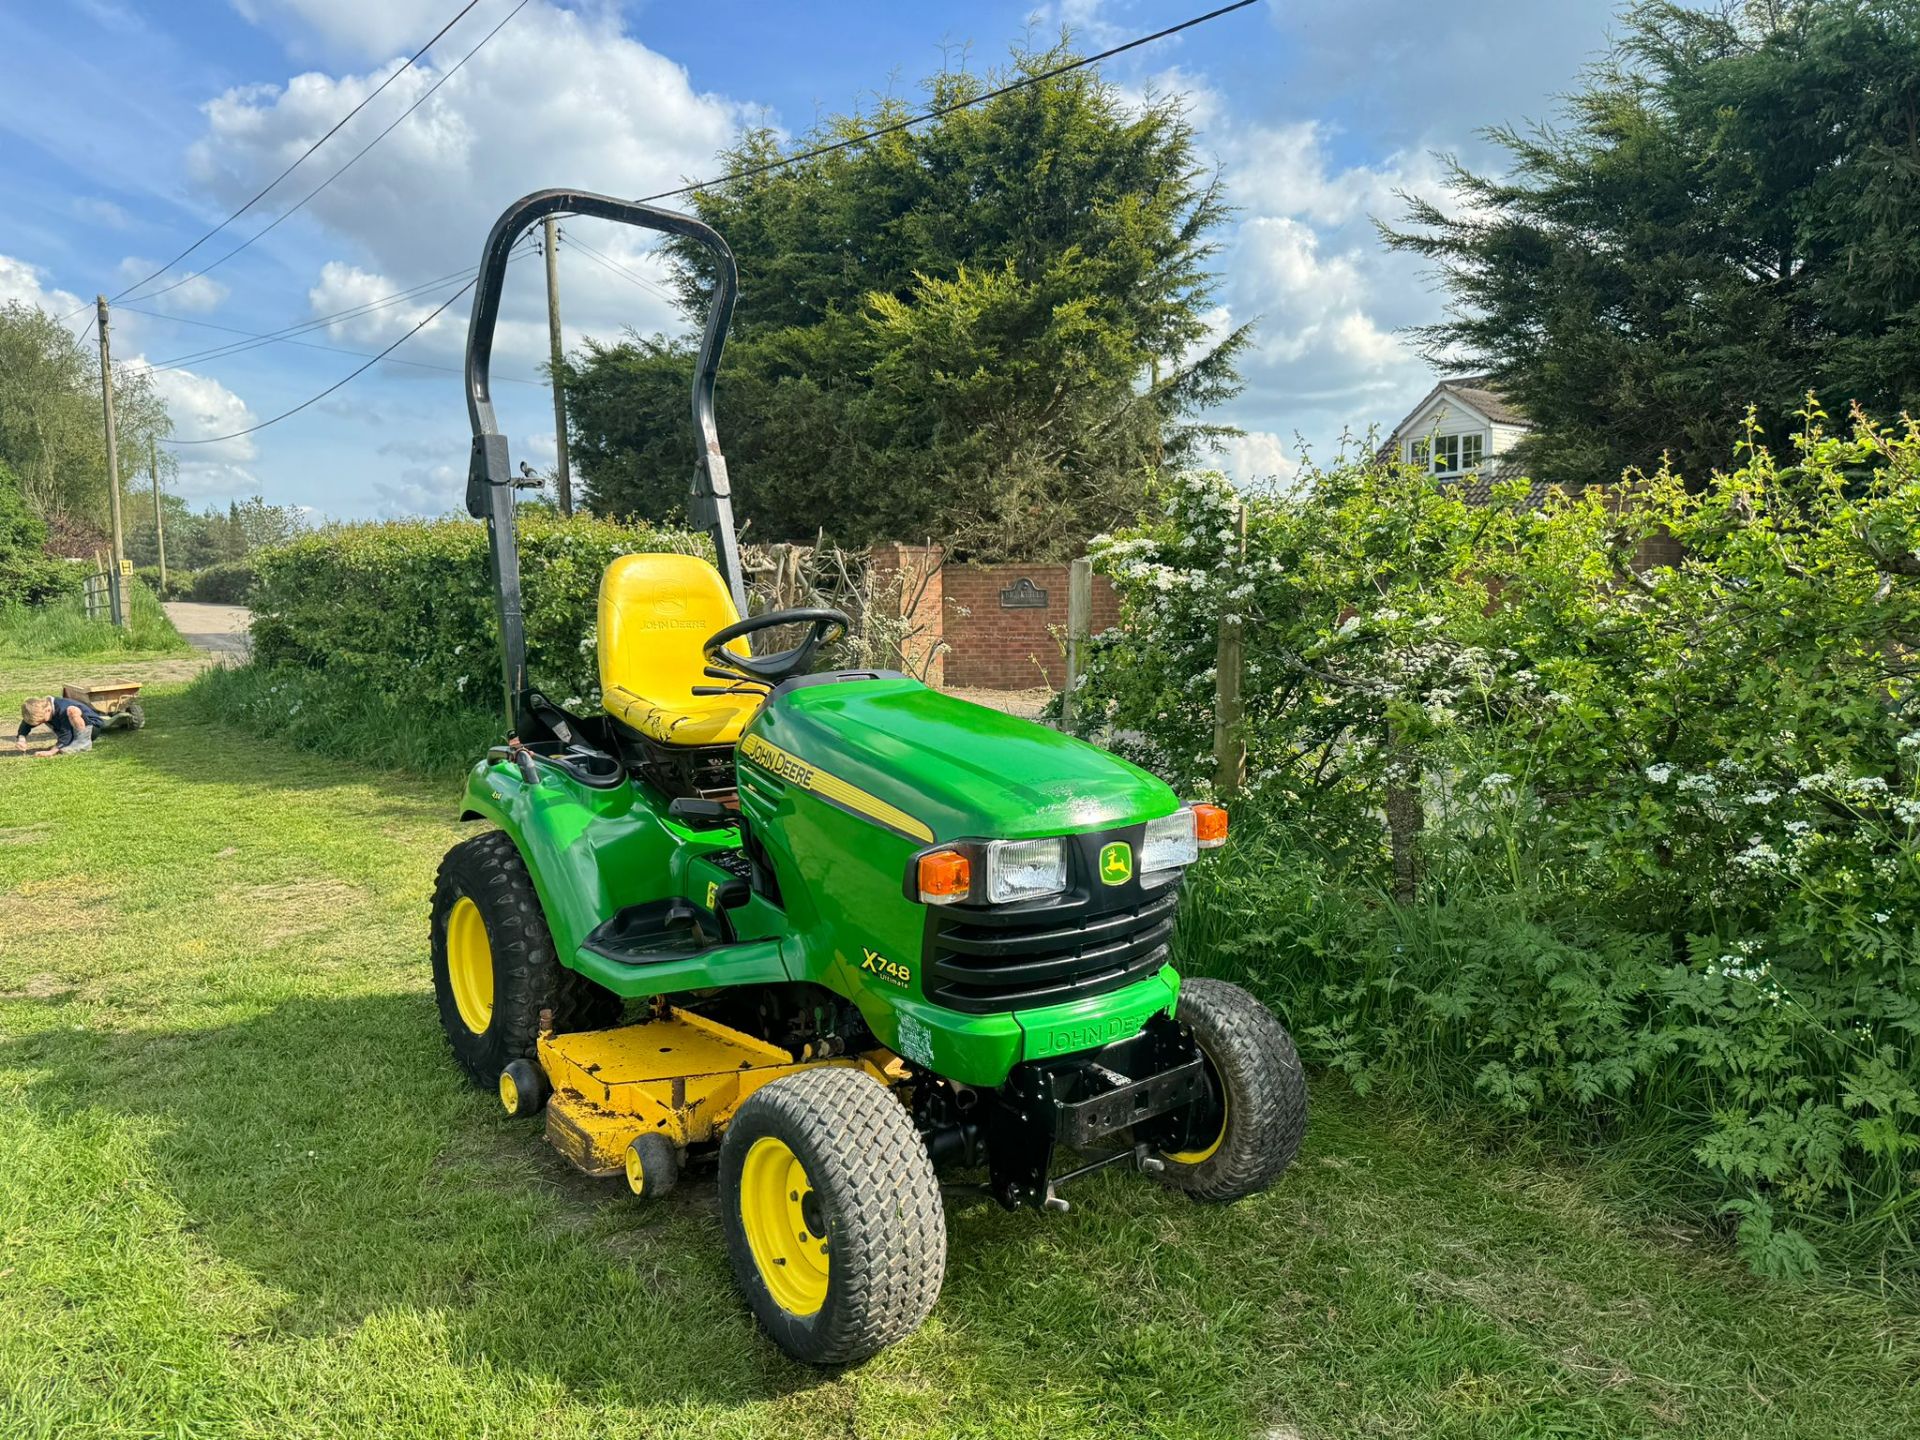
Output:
[432, 188, 1309, 1366]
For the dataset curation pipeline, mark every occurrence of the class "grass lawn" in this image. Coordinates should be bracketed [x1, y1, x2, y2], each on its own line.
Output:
[2, 679, 1917, 1439]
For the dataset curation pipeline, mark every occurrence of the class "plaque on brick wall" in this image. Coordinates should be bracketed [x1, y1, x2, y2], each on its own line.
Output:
[999, 577, 1048, 609]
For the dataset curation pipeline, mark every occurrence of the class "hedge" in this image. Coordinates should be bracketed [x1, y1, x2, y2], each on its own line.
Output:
[1075, 409, 1920, 1281]
[136, 561, 259, 604]
[250, 515, 703, 712]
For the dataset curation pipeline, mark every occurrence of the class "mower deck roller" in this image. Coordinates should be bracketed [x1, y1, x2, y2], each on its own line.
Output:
[430, 187, 1308, 1367]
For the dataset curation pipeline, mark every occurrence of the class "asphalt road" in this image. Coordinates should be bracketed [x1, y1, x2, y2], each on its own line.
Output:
[163, 602, 250, 657]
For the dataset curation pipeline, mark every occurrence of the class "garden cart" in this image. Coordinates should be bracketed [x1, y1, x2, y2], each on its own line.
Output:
[431, 188, 1309, 1366]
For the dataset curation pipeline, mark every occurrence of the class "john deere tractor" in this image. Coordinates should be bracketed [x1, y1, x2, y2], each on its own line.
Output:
[432, 189, 1308, 1365]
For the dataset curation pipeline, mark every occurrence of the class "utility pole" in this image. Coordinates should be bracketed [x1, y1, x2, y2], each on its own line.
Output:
[542, 215, 573, 516]
[95, 296, 129, 628]
[150, 435, 167, 596]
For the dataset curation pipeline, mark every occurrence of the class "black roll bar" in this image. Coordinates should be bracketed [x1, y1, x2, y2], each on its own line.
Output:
[463, 187, 746, 733]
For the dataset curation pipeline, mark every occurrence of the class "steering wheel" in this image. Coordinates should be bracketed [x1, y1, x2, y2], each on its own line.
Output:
[703, 607, 851, 686]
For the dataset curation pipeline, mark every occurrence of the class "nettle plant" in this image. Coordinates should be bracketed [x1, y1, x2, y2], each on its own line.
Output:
[1078, 408, 1920, 1277]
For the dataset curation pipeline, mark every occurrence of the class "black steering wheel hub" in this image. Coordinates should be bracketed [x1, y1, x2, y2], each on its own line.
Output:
[703, 607, 851, 688]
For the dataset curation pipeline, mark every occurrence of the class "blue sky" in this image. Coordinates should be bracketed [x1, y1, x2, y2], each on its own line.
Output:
[0, 0, 1635, 520]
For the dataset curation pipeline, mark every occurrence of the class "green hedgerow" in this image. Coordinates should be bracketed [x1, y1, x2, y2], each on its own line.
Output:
[1078, 404, 1920, 1284]
[247, 512, 704, 714]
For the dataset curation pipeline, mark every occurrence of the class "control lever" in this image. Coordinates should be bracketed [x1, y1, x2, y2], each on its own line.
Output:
[668, 797, 735, 829]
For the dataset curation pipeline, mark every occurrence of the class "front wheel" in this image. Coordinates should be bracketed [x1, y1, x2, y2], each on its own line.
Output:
[720, 1067, 945, 1366]
[1157, 977, 1308, 1202]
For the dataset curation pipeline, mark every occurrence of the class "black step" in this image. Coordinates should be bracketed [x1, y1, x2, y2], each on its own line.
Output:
[583, 898, 722, 966]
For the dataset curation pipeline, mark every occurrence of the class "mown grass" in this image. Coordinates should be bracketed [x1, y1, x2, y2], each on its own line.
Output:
[0, 582, 189, 658]
[3, 683, 1918, 1438]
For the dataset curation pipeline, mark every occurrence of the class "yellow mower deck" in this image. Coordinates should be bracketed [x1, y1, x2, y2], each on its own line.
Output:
[538, 1007, 905, 1177]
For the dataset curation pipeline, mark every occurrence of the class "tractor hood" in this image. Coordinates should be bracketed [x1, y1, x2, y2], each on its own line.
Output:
[743, 676, 1179, 844]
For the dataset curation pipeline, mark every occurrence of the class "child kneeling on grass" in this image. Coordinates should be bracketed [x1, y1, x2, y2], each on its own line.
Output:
[13, 695, 141, 758]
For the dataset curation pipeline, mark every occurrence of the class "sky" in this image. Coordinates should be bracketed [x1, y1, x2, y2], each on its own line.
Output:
[0, 0, 1638, 521]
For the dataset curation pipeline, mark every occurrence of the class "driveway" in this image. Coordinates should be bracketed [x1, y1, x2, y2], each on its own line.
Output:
[164, 602, 251, 658]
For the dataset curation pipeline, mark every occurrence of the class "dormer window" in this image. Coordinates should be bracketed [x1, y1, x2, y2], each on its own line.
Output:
[1407, 431, 1485, 476]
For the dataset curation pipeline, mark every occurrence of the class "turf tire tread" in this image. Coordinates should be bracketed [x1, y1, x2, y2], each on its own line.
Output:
[720, 1066, 946, 1366]
[1161, 977, 1308, 1202]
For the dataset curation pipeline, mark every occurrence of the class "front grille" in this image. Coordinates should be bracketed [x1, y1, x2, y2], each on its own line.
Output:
[926, 887, 1178, 1013]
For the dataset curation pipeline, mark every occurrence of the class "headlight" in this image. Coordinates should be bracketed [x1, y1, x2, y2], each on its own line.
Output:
[1140, 808, 1199, 884]
[984, 836, 1068, 904]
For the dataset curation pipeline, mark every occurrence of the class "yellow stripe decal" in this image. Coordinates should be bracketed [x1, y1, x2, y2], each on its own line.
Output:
[739, 734, 934, 843]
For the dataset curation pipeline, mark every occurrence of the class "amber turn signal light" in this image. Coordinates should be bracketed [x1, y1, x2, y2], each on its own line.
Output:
[917, 848, 972, 904]
[1192, 803, 1228, 849]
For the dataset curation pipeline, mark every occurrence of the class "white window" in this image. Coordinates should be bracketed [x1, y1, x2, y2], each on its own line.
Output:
[1409, 431, 1485, 478]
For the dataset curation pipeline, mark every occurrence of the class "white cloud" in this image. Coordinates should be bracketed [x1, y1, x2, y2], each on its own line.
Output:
[117, 257, 228, 313]
[372, 460, 463, 517]
[71, 197, 133, 230]
[1211, 429, 1301, 490]
[142, 363, 259, 466]
[229, 0, 470, 62]
[187, 2, 746, 384]
[0, 254, 88, 322]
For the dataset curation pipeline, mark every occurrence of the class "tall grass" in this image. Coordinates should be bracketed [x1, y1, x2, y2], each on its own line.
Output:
[0, 582, 189, 657]
[184, 660, 503, 776]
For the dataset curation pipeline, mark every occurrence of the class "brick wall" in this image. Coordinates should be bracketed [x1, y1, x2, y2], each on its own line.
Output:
[939, 561, 1119, 690]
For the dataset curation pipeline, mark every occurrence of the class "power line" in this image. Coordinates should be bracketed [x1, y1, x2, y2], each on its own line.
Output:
[559, 230, 679, 306]
[128, 248, 529, 374]
[106, 0, 485, 306]
[635, 0, 1260, 204]
[159, 0, 1261, 447]
[162, 279, 479, 446]
[117, 300, 545, 385]
[126, 0, 530, 306]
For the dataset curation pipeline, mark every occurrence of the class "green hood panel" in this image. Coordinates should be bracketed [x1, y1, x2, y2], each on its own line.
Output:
[746, 676, 1178, 842]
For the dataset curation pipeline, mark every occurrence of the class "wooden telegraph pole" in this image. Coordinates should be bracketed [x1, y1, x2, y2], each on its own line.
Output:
[95, 296, 129, 628]
[150, 435, 167, 596]
[542, 216, 573, 516]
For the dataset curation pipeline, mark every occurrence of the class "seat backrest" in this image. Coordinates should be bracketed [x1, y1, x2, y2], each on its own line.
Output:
[598, 553, 744, 702]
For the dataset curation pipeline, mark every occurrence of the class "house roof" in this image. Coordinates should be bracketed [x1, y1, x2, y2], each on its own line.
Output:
[1439, 375, 1528, 427]
[1387, 374, 1532, 442]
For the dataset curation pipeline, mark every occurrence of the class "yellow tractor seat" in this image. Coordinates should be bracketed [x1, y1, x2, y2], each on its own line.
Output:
[598, 553, 757, 747]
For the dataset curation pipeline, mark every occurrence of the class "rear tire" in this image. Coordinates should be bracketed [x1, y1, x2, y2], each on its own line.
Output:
[720, 1067, 945, 1366]
[429, 830, 621, 1086]
[1157, 978, 1307, 1202]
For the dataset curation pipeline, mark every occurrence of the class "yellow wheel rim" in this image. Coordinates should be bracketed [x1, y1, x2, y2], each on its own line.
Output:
[739, 1136, 829, 1316]
[498, 1068, 519, 1113]
[1167, 1051, 1228, 1165]
[446, 895, 495, 1035]
[625, 1142, 648, 1195]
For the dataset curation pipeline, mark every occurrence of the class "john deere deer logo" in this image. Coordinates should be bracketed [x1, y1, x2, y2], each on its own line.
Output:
[1099, 841, 1132, 885]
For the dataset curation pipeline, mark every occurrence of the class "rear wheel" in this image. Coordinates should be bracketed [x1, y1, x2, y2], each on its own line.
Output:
[429, 830, 621, 1085]
[720, 1067, 945, 1366]
[1158, 978, 1307, 1202]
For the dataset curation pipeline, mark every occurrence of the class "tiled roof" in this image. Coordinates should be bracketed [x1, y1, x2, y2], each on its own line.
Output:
[1444, 465, 1571, 510]
[1439, 375, 1529, 427]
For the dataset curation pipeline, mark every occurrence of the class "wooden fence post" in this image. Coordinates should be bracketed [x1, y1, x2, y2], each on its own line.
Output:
[1212, 504, 1248, 798]
[1061, 557, 1093, 730]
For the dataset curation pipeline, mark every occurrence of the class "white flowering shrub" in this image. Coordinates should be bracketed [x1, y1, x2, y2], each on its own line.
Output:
[1078, 407, 1920, 1279]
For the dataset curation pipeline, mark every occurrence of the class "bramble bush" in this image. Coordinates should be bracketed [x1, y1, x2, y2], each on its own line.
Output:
[1075, 405, 1920, 1282]
[247, 515, 703, 716]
